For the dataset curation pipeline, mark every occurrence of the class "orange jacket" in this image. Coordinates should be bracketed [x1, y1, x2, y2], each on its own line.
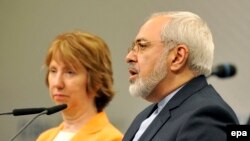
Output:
[36, 112, 123, 141]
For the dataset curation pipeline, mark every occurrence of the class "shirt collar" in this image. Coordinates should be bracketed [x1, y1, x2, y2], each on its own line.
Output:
[157, 85, 184, 112]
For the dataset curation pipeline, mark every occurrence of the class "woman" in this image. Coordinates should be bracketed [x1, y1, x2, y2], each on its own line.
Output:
[36, 31, 123, 141]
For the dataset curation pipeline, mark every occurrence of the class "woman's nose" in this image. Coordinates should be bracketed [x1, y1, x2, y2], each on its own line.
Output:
[53, 74, 65, 89]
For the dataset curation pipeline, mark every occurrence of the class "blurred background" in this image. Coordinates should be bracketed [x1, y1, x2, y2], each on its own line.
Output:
[1, 0, 249, 140]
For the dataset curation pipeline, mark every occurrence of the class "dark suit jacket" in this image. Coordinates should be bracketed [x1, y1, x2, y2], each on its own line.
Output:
[123, 75, 239, 141]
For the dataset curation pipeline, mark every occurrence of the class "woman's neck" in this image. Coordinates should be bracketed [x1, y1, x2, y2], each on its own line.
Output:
[61, 107, 97, 132]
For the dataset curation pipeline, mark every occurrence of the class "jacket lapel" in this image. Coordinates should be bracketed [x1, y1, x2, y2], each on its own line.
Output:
[138, 75, 208, 141]
[138, 108, 171, 141]
[123, 104, 157, 141]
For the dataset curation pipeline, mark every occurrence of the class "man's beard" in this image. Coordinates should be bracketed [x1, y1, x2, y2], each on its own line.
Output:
[129, 52, 168, 99]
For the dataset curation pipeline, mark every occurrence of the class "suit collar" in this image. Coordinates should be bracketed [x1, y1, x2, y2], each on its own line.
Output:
[138, 75, 208, 141]
[123, 104, 157, 141]
[167, 75, 208, 110]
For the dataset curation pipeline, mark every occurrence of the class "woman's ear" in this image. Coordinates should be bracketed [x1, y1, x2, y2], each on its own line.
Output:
[169, 44, 189, 72]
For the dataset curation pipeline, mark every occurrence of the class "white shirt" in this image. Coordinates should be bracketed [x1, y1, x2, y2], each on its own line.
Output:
[53, 131, 76, 141]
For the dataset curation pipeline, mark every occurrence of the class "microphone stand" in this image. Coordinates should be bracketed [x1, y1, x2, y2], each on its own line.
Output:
[8, 104, 67, 141]
[9, 110, 47, 141]
[0, 112, 12, 116]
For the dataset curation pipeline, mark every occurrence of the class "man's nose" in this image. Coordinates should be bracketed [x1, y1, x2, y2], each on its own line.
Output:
[125, 51, 137, 64]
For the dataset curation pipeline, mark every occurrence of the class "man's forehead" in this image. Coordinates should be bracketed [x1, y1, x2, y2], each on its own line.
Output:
[135, 16, 170, 40]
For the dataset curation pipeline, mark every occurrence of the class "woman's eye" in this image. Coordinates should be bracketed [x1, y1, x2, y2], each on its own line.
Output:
[49, 68, 56, 73]
[67, 70, 75, 75]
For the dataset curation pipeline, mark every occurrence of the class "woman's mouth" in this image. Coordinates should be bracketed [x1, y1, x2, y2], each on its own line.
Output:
[53, 94, 69, 102]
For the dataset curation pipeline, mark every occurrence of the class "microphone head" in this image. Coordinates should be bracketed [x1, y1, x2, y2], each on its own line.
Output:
[46, 104, 67, 115]
[212, 63, 236, 78]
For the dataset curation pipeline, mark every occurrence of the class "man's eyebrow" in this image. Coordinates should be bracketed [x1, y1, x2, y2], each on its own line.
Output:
[135, 38, 148, 43]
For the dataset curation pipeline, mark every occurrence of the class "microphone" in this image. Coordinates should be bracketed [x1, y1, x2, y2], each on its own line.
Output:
[0, 107, 46, 116]
[210, 63, 237, 78]
[46, 104, 67, 115]
[13, 107, 46, 116]
[1, 104, 67, 116]
[9, 104, 67, 141]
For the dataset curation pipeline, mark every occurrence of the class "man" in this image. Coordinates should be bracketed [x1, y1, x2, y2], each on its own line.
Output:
[123, 11, 239, 141]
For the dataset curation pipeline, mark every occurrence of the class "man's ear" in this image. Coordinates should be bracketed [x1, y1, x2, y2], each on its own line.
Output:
[169, 44, 189, 71]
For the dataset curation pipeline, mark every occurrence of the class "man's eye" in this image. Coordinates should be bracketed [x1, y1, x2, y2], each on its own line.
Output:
[138, 42, 148, 49]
